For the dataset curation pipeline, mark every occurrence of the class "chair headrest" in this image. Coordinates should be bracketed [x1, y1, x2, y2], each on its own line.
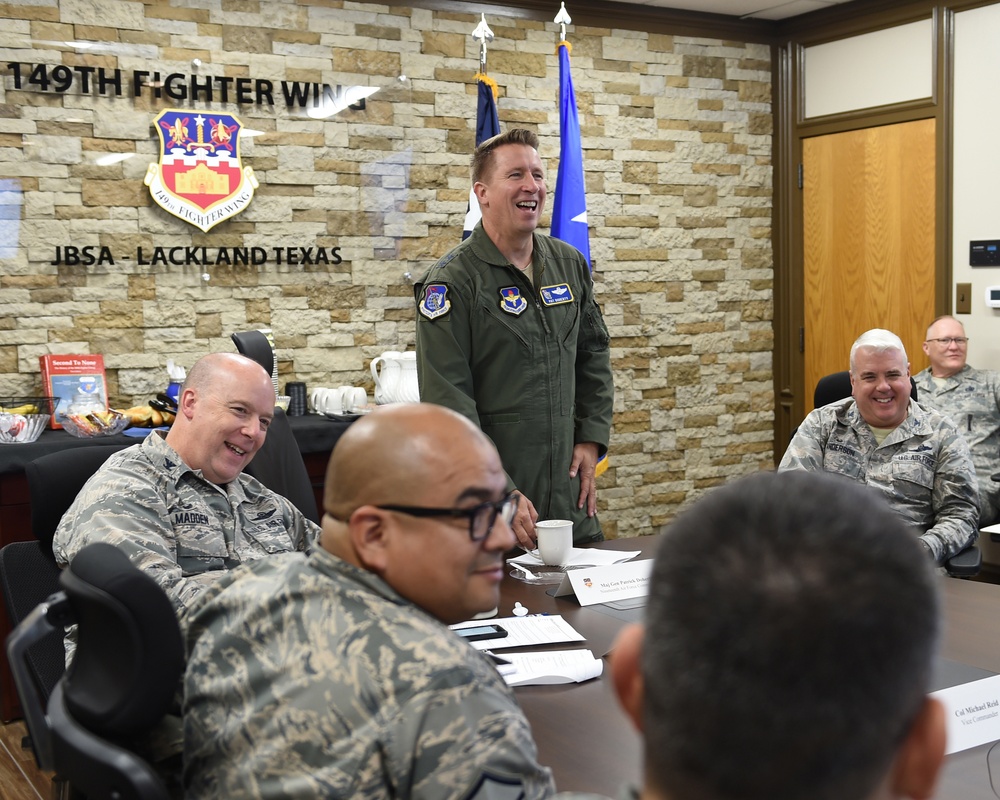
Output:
[60, 543, 183, 737]
[26, 445, 127, 558]
[231, 330, 275, 375]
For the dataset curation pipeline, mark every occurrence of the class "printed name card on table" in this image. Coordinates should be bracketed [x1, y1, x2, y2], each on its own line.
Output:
[932, 673, 1000, 754]
[553, 559, 653, 606]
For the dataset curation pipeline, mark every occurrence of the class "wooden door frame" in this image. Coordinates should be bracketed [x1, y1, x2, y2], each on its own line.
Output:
[771, 2, 966, 455]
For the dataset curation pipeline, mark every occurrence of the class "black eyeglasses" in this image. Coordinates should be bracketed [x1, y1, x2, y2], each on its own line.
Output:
[926, 336, 969, 346]
[376, 491, 519, 542]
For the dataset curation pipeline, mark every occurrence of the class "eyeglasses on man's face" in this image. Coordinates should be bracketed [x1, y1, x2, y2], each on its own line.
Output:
[926, 337, 969, 346]
[377, 490, 520, 542]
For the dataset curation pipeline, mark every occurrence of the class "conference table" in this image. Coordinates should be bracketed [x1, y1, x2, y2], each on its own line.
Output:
[502, 536, 1000, 799]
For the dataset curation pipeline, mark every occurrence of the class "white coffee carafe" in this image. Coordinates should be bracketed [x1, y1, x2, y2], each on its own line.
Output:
[395, 351, 420, 403]
[370, 351, 420, 405]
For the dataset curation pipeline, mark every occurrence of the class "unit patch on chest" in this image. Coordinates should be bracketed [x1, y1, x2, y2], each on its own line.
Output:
[498, 286, 528, 316]
[539, 283, 574, 306]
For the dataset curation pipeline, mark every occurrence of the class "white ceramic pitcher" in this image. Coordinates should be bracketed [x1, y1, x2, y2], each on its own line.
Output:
[370, 350, 420, 405]
[370, 350, 402, 405]
[396, 351, 420, 403]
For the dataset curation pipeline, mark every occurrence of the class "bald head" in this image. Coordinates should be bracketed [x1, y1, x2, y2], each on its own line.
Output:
[166, 352, 276, 484]
[321, 404, 513, 623]
[324, 403, 501, 518]
[182, 352, 270, 395]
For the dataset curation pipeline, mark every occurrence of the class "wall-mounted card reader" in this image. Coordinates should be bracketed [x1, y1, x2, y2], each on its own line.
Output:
[987, 286, 1000, 308]
[970, 240, 1000, 266]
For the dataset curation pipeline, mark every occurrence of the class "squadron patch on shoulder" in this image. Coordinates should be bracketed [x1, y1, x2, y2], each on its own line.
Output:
[539, 283, 574, 306]
[419, 284, 452, 320]
[498, 286, 528, 316]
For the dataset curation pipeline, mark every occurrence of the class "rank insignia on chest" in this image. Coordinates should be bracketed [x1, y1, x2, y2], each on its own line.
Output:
[499, 286, 528, 316]
[540, 283, 574, 306]
[419, 284, 452, 320]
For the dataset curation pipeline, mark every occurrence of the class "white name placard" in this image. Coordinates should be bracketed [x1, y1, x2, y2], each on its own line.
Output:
[932, 673, 1000, 754]
[553, 559, 653, 606]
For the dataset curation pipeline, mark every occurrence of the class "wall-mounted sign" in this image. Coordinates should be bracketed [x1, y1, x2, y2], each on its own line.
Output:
[144, 108, 257, 232]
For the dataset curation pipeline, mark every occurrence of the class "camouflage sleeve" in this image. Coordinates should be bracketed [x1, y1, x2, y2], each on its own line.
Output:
[777, 409, 828, 473]
[392, 671, 556, 799]
[52, 460, 225, 620]
[922, 426, 980, 563]
[277, 495, 319, 553]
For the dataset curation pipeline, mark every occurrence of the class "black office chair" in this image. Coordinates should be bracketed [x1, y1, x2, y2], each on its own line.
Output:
[231, 329, 320, 524]
[6, 542, 183, 799]
[813, 369, 918, 408]
[231, 328, 279, 396]
[0, 541, 65, 715]
[808, 370, 979, 577]
[0, 445, 132, 732]
[27, 444, 130, 560]
[244, 406, 320, 524]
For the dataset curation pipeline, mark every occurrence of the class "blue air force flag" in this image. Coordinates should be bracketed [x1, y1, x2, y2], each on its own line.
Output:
[463, 76, 501, 240]
[551, 41, 590, 269]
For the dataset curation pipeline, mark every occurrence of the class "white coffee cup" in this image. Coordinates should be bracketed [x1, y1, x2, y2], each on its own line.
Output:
[310, 387, 344, 415]
[339, 386, 367, 414]
[533, 519, 573, 566]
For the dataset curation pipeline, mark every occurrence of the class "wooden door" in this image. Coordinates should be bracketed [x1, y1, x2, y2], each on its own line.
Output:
[802, 118, 936, 412]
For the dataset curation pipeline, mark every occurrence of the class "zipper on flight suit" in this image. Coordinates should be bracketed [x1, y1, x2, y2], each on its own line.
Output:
[501, 262, 556, 514]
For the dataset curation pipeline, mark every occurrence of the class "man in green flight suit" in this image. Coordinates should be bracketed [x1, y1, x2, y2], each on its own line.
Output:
[414, 128, 614, 547]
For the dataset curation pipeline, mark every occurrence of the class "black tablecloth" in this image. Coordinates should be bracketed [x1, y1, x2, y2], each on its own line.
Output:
[0, 413, 354, 476]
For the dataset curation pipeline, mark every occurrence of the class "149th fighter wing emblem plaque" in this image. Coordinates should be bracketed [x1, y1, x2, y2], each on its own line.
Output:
[145, 108, 258, 232]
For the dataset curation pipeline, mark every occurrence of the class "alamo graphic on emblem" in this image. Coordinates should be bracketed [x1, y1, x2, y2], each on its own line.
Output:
[144, 109, 258, 232]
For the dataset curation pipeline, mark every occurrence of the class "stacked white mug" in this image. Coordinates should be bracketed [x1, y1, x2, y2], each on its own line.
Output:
[310, 386, 368, 415]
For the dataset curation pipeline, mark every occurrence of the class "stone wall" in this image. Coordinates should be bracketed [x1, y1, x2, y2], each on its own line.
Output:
[0, 0, 774, 538]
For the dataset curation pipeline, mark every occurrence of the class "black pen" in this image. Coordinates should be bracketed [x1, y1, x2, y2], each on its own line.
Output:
[485, 650, 512, 665]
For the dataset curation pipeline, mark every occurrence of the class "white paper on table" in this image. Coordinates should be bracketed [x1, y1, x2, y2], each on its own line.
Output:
[508, 547, 641, 569]
[494, 649, 604, 686]
[450, 615, 585, 650]
[932, 673, 1000, 754]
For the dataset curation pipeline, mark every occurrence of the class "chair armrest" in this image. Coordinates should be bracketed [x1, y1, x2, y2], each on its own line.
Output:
[5, 592, 72, 771]
[946, 545, 982, 578]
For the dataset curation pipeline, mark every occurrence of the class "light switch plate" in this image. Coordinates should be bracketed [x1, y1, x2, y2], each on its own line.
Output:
[956, 283, 972, 314]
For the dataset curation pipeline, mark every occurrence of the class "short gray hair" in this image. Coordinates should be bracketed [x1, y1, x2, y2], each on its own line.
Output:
[849, 329, 907, 373]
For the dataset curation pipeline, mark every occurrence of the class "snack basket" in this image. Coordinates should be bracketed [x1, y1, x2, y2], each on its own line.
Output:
[61, 409, 130, 439]
[0, 396, 55, 416]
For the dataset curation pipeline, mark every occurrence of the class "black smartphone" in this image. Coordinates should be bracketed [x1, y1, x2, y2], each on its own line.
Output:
[454, 624, 508, 642]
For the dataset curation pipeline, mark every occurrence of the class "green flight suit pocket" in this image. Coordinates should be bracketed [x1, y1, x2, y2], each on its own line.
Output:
[480, 414, 525, 484]
[479, 302, 531, 351]
[481, 413, 521, 426]
[580, 302, 610, 352]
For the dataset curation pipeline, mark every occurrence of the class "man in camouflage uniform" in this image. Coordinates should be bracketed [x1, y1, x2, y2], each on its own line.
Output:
[54, 352, 317, 636]
[779, 329, 978, 565]
[564, 471, 945, 800]
[414, 128, 613, 549]
[182, 403, 555, 799]
[913, 315, 1000, 526]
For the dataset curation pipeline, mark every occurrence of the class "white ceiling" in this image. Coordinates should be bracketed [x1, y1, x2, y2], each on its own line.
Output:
[603, 0, 856, 21]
